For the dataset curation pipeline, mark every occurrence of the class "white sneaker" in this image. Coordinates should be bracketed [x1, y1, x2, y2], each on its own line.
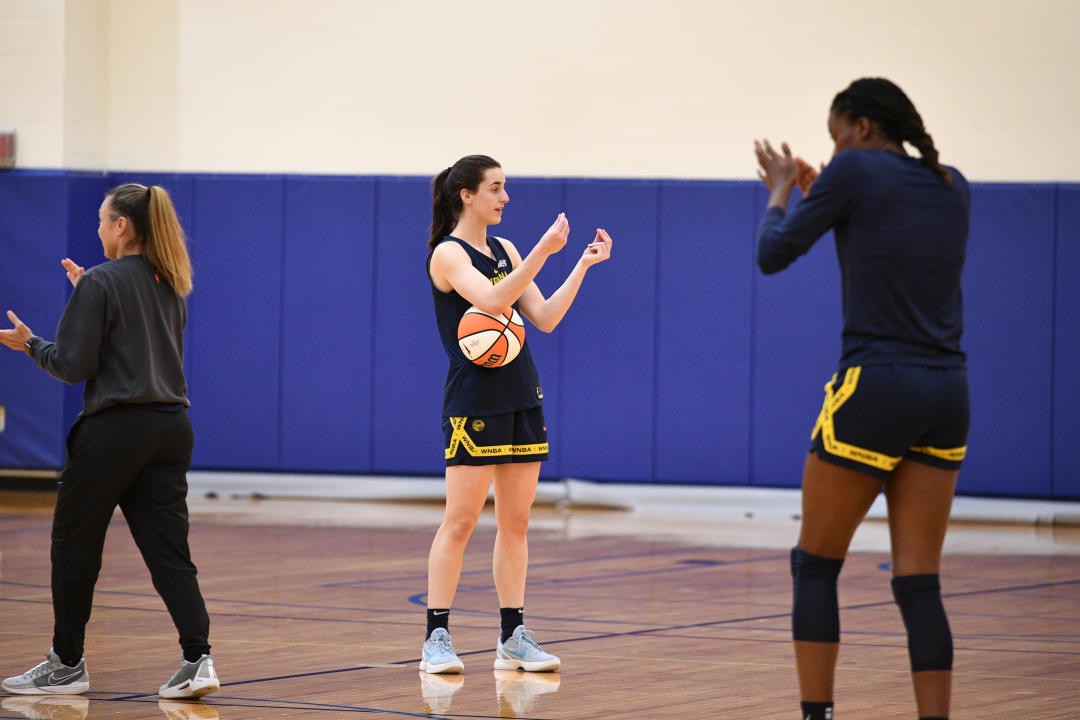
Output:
[419, 628, 464, 674]
[493, 626, 560, 672]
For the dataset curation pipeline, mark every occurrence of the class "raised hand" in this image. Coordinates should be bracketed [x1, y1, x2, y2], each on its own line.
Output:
[795, 157, 824, 195]
[0, 310, 33, 352]
[754, 139, 798, 192]
[579, 228, 613, 268]
[61, 258, 85, 287]
[537, 212, 569, 256]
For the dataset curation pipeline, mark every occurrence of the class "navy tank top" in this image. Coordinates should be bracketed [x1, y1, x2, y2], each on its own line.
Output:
[428, 236, 544, 417]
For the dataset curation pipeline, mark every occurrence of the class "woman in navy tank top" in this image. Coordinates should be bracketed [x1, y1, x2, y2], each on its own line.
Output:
[419, 155, 612, 676]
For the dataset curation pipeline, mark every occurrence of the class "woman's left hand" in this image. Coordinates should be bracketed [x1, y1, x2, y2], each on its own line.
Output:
[579, 228, 613, 268]
[754, 139, 798, 192]
[0, 310, 33, 352]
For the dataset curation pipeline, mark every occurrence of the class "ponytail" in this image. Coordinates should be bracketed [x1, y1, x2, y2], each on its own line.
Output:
[106, 183, 194, 296]
[429, 166, 456, 250]
[831, 78, 952, 185]
[145, 186, 194, 296]
[428, 155, 501, 249]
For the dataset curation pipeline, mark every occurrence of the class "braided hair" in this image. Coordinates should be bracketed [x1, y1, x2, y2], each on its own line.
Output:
[831, 78, 951, 185]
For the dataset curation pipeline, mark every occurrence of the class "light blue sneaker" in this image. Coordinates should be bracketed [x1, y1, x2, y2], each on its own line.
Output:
[419, 628, 464, 674]
[493, 626, 560, 672]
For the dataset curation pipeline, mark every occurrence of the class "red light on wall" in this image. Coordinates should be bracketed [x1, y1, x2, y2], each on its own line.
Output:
[0, 131, 15, 168]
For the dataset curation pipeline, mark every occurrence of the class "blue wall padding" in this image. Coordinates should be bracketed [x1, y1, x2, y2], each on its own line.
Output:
[654, 182, 755, 484]
[1054, 186, 1080, 498]
[962, 186, 1055, 496]
[750, 185, 843, 488]
[369, 177, 445, 475]
[187, 176, 285, 469]
[0, 173, 71, 468]
[558, 180, 658, 481]
[277, 177, 377, 472]
[1, 170, 1077, 499]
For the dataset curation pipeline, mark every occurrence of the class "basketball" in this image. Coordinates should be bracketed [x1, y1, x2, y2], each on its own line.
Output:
[457, 306, 525, 368]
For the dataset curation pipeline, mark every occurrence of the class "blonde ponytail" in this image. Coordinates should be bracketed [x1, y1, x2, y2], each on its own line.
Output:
[145, 186, 193, 297]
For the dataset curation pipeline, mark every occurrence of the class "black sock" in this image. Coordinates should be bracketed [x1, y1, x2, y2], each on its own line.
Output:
[800, 701, 833, 720]
[500, 607, 524, 642]
[427, 608, 450, 639]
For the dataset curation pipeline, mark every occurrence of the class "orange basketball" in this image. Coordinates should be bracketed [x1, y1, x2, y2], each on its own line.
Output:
[457, 306, 525, 368]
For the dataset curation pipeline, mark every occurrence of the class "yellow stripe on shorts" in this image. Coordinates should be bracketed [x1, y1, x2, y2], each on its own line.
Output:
[810, 367, 903, 473]
[909, 445, 967, 462]
[445, 416, 549, 460]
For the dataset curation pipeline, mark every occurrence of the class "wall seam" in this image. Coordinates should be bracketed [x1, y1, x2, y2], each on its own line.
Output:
[651, 182, 663, 482]
[368, 179, 379, 473]
[1049, 184, 1059, 496]
[276, 178, 287, 470]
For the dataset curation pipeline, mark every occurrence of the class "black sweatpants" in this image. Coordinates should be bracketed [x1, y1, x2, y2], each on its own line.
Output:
[51, 405, 210, 664]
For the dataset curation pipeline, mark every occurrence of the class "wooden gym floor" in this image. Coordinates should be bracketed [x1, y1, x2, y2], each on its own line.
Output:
[1, 487, 1079, 719]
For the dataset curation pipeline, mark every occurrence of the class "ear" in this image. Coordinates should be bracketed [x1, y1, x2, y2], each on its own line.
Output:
[459, 187, 472, 206]
[114, 215, 129, 235]
[853, 116, 873, 141]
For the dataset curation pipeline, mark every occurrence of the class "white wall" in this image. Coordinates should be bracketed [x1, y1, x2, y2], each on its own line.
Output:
[2, 0, 1078, 180]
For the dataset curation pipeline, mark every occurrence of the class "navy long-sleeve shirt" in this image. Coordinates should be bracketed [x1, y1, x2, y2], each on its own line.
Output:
[756, 149, 970, 368]
[27, 255, 189, 416]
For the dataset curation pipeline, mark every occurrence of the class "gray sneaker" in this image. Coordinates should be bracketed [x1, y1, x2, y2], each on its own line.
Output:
[493, 626, 560, 672]
[158, 655, 219, 699]
[1, 650, 89, 695]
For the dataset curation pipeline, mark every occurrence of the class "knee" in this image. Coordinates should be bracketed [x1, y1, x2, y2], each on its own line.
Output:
[440, 514, 480, 545]
[496, 507, 530, 537]
[891, 574, 952, 672]
[791, 547, 845, 643]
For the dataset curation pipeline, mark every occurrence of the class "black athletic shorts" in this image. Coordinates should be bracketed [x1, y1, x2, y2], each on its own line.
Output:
[809, 364, 969, 479]
[443, 406, 549, 466]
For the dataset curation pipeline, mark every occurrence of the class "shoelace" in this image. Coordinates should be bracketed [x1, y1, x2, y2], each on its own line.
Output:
[23, 660, 55, 680]
[431, 634, 455, 655]
[518, 629, 542, 651]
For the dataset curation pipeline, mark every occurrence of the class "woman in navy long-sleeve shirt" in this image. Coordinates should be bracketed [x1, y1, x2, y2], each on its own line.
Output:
[754, 78, 970, 720]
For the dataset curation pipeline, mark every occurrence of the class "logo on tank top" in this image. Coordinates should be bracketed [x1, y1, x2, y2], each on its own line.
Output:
[497, 259, 507, 269]
[536, 386, 543, 401]
[471, 419, 486, 432]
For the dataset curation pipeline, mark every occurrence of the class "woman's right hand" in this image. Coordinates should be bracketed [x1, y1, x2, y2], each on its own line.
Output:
[537, 212, 569, 256]
[61, 258, 84, 287]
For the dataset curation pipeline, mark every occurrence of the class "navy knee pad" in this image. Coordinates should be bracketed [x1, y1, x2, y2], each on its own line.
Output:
[891, 574, 953, 672]
[791, 547, 845, 643]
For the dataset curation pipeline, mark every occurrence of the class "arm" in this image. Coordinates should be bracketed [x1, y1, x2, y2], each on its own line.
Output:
[24, 275, 108, 384]
[430, 213, 569, 315]
[754, 144, 859, 274]
[508, 228, 613, 333]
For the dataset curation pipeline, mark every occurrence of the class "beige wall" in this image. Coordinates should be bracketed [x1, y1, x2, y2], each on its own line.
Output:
[2, 0, 1078, 180]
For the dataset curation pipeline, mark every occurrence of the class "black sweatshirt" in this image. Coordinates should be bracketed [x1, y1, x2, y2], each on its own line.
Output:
[26, 255, 189, 416]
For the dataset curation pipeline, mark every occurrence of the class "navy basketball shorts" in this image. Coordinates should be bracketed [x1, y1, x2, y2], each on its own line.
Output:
[443, 406, 549, 466]
[808, 364, 969, 479]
